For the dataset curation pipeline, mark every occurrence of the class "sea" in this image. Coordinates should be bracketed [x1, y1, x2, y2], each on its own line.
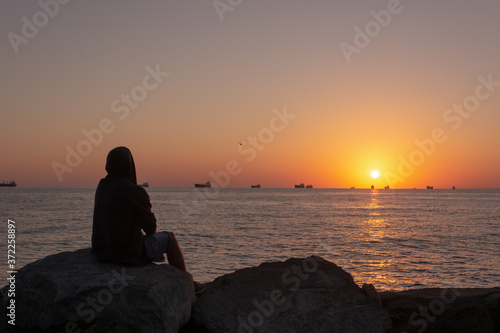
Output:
[1, 187, 499, 292]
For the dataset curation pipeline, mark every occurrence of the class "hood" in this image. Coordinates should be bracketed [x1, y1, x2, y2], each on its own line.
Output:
[105, 146, 137, 184]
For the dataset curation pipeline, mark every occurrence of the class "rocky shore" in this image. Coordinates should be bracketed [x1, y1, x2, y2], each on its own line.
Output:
[380, 288, 500, 333]
[1, 249, 498, 332]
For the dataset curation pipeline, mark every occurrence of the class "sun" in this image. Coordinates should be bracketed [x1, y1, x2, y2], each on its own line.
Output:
[371, 170, 380, 179]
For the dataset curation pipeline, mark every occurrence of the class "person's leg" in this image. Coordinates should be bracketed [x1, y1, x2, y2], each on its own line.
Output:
[166, 232, 187, 272]
[166, 232, 205, 294]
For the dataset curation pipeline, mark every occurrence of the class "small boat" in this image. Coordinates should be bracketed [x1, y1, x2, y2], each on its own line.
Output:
[426, 186, 434, 189]
[138, 182, 149, 188]
[452, 186, 455, 190]
[306, 185, 313, 189]
[350, 187, 355, 189]
[251, 184, 261, 188]
[195, 181, 211, 188]
[370, 185, 374, 189]
[295, 183, 305, 188]
[0, 181, 17, 187]
[384, 186, 390, 189]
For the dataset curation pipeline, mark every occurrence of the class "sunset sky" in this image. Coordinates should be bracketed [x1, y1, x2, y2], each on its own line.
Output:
[1, 1, 499, 188]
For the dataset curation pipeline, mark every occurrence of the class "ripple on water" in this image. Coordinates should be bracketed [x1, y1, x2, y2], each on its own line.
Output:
[1, 188, 499, 291]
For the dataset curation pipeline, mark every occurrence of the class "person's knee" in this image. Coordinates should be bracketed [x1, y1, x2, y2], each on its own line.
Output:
[168, 232, 179, 248]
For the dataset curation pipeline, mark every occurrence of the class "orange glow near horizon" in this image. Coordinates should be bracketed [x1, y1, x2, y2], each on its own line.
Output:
[1, 2, 499, 188]
[2, 133, 499, 189]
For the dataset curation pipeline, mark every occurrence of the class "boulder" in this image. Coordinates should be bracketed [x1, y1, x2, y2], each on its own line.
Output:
[182, 256, 392, 333]
[380, 287, 500, 333]
[1, 248, 196, 333]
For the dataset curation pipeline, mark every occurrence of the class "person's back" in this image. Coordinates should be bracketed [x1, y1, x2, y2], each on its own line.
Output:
[91, 146, 206, 293]
[92, 174, 156, 265]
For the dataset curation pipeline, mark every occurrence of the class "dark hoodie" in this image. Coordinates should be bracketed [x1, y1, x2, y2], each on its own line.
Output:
[91, 147, 156, 265]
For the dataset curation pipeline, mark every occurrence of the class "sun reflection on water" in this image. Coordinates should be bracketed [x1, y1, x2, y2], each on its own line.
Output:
[356, 190, 395, 287]
[2, 188, 498, 292]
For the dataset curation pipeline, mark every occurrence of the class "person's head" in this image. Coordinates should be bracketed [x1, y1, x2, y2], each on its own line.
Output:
[105, 146, 137, 184]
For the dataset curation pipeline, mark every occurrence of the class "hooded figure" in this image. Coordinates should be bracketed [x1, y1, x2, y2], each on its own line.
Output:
[104, 146, 137, 184]
[91, 147, 156, 265]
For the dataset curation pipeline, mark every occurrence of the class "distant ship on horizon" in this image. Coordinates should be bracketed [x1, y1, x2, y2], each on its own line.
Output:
[295, 183, 305, 188]
[427, 186, 434, 189]
[195, 181, 211, 188]
[306, 185, 313, 188]
[251, 184, 261, 188]
[0, 181, 17, 187]
[138, 182, 149, 188]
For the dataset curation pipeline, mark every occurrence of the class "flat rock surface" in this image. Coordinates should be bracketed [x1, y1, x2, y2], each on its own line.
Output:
[183, 256, 392, 333]
[1, 248, 196, 333]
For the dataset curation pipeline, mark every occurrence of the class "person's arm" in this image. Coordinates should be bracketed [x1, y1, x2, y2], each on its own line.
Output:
[134, 188, 157, 235]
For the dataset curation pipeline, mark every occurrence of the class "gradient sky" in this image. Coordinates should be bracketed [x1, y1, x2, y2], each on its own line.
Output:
[1, 1, 499, 188]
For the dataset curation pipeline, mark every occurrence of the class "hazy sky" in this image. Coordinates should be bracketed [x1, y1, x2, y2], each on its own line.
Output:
[1, 0, 499, 188]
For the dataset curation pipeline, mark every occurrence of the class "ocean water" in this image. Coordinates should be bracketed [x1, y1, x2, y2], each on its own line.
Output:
[1, 187, 499, 292]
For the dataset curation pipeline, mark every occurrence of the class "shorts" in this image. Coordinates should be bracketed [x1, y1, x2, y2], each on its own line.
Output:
[143, 231, 173, 261]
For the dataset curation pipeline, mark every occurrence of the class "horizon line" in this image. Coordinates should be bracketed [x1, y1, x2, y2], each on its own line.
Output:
[3, 186, 500, 190]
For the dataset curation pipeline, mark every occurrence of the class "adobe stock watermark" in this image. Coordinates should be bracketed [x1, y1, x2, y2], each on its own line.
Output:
[384, 74, 499, 187]
[59, 267, 135, 333]
[236, 231, 352, 332]
[236, 257, 320, 333]
[340, 0, 414, 64]
[179, 107, 296, 217]
[7, 0, 72, 54]
[394, 276, 464, 333]
[403, 287, 461, 333]
[51, 64, 169, 182]
[213, 0, 244, 22]
[314, 234, 463, 333]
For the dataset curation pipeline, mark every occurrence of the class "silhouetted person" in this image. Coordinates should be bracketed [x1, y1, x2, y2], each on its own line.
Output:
[91, 146, 205, 293]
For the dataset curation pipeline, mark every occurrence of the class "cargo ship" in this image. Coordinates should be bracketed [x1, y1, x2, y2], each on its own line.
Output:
[0, 181, 17, 187]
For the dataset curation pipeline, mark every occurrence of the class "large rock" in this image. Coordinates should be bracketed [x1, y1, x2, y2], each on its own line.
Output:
[183, 256, 392, 333]
[1, 248, 196, 333]
[380, 288, 500, 333]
